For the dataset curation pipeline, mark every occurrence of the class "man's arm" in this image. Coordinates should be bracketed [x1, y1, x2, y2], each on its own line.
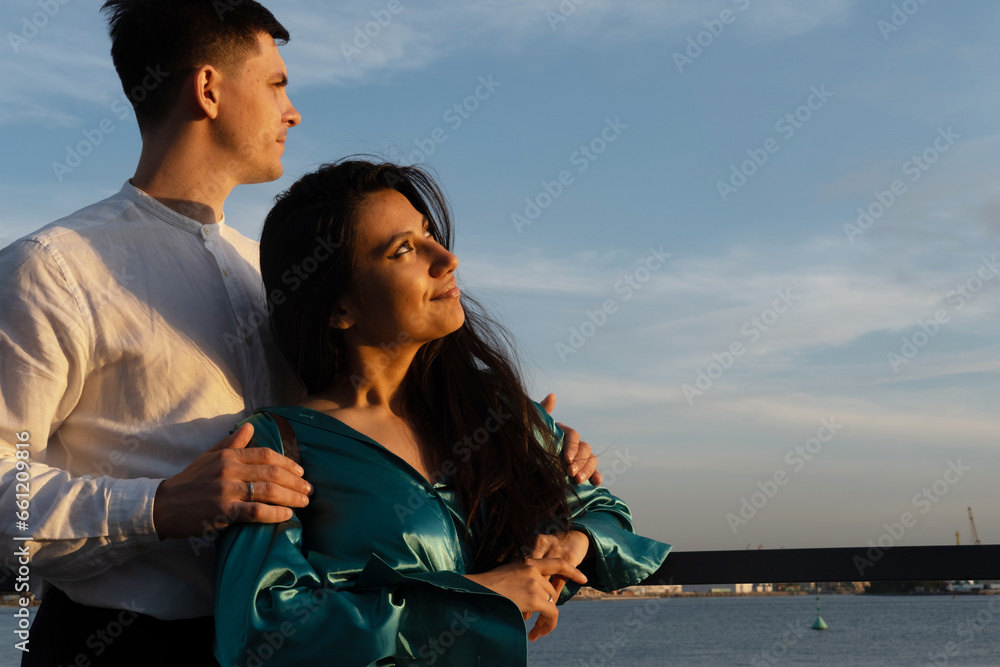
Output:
[0, 239, 157, 579]
[530, 402, 669, 600]
[0, 240, 310, 579]
[539, 393, 602, 485]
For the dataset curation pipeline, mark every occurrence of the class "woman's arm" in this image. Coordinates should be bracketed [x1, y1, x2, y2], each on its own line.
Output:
[531, 405, 672, 602]
[460, 557, 587, 642]
[214, 413, 529, 667]
[215, 514, 530, 666]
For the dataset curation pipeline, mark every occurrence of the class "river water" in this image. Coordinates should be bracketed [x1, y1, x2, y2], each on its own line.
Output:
[1, 595, 997, 665]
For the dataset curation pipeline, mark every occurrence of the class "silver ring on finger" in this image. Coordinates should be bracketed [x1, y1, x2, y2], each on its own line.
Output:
[548, 593, 553, 603]
[248, 481, 255, 503]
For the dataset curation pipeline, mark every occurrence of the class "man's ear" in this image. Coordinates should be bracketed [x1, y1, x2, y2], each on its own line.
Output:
[193, 65, 222, 120]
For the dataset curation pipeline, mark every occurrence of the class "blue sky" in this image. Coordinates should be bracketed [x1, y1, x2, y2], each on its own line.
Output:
[3, 0, 999, 552]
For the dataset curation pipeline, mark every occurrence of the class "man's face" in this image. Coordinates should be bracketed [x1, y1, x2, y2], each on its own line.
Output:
[215, 32, 301, 185]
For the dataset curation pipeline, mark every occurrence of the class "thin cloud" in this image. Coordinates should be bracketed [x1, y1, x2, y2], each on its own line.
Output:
[1, 0, 858, 122]
[270, 0, 856, 86]
[741, 0, 854, 40]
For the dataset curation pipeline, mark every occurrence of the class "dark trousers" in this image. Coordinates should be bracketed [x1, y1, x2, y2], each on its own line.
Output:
[22, 587, 218, 667]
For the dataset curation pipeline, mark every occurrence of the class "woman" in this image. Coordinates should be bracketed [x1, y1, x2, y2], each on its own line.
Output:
[214, 159, 670, 666]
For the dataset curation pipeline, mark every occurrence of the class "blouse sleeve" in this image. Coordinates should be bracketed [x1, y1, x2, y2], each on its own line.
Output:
[531, 404, 672, 602]
[213, 413, 527, 667]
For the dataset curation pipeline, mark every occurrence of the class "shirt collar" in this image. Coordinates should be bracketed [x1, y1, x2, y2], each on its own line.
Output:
[119, 180, 227, 235]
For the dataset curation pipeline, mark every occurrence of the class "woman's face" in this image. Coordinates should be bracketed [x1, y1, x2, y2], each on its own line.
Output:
[334, 188, 464, 348]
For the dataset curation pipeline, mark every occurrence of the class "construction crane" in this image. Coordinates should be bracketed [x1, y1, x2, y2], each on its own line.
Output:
[968, 507, 982, 545]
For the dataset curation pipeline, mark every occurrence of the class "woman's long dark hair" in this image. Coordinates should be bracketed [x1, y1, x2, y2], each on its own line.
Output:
[260, 158, 572, 570]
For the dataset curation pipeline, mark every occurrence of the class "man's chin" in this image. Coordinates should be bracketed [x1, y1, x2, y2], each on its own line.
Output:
[244, 164, 284, 185]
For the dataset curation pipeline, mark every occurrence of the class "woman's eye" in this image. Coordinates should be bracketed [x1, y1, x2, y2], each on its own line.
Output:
[390, 241, 413, 258]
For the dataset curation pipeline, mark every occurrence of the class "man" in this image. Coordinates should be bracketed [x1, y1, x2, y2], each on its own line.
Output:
[0, 1, 599, 664]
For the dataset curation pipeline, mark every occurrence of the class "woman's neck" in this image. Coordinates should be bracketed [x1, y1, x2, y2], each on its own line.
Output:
[305, 341, 440, 483]
[316, 341, 421, 414]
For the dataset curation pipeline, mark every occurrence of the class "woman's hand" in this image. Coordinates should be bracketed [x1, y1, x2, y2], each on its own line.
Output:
[531, 530, 592, 600]
[463, 558, 587, 641]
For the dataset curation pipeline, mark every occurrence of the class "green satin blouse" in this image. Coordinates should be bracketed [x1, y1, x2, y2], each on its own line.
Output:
[213, 404, 670, 667]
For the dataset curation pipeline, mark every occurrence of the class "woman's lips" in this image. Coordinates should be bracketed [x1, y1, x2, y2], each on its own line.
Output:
[431, 284, 460, 300]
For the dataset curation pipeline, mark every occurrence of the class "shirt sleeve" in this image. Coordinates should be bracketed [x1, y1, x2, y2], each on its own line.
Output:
[531, 403, 671, 602]
[0, 239, 161, 580]
[214, 413, 528, 667]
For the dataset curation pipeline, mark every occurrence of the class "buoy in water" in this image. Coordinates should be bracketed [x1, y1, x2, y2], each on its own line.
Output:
[811, 596, 828, 631]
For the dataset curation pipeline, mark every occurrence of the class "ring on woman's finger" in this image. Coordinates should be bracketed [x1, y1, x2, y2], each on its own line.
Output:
[247, 481, 255, 503]
[547, 593, 553, 603]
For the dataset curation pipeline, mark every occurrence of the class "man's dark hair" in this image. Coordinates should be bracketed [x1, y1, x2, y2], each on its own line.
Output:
[101, 0, 290, 133]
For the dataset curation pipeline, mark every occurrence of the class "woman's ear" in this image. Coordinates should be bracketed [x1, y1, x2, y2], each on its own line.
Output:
[328, 299, 355, 330]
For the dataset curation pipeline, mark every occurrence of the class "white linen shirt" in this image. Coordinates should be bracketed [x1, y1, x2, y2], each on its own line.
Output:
[0, 182, 303, 619]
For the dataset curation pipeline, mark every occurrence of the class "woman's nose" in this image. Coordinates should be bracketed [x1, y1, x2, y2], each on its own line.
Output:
[431, 246, 459, 277]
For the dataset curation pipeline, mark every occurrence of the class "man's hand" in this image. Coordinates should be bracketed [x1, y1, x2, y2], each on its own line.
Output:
[540, 393, 602, 485]
[531, 530, 592, 600]
[152, 423, 313, 539]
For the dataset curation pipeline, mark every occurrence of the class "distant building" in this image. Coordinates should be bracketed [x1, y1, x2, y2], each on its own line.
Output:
[630, 585, 682, 595]
[680, 584, 716, 594]
[734, 583, 774, 593]
[682, 584, 731, 593]
[682, 583, 772, 594]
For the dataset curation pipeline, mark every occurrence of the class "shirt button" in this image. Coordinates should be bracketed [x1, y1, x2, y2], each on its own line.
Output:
[244, 336, 253, 345]
[223, 269, 230, 277]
